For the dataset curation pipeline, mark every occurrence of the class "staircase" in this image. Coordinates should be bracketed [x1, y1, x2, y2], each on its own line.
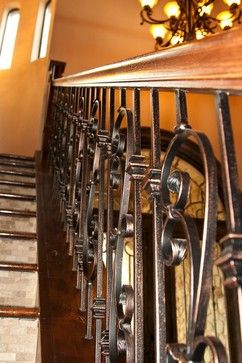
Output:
[0, 154, 40, 363]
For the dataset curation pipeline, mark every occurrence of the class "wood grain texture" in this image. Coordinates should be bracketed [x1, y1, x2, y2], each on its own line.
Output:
[54, 27, 242, 93]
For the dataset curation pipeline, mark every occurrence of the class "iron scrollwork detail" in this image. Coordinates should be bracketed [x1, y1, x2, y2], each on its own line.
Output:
[160, 125, 228, 362]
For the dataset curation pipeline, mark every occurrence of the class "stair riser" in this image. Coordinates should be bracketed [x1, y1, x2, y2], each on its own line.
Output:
[0, 174, 35, 183]
[0, 239, 37, 264]
[0, 199, 36, 211]
[0, 270, 38, 308]
[0, 185, 36, 195]
[0, 215, 36, 234]
[0, 318, 39, 362]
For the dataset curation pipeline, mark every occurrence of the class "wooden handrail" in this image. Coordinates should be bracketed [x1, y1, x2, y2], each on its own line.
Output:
[54, 27, 242, 93]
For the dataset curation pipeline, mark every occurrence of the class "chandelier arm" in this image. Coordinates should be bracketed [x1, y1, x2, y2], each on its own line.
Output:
[140, 7, 174, 26]
[139, 0, 242, 49]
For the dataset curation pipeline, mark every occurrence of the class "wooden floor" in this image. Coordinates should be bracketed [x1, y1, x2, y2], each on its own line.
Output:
[36, 155, 94, 363]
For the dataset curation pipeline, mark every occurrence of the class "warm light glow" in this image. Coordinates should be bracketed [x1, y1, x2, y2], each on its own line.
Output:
[170, 31, 183, 45]
[139, 0, 158, 8]
[195, 28, 207, 39]
[0, 10, 20, 69]
[150, 24, 167, 39]
[223, 0, 240, 6]
[198, 2, 214, 15]
[164, 1, 181, 18]
[39, 3, 52, 58]
[217, 10, 233, 29]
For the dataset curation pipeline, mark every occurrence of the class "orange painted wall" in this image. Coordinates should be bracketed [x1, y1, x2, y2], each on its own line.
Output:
[50, 0, 154, 75]
[0, 0, 57, 156]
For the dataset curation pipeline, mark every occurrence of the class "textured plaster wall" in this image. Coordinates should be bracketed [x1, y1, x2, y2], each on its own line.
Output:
[0, 0, 57, 156]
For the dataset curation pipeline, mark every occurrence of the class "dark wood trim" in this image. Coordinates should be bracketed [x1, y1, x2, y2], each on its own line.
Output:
[0, 262, 38, 272]
[0, 230, 37, 239]
[0, 306, 40, 318]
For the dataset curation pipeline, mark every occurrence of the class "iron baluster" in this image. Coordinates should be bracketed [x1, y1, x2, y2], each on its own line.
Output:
[216, 92, 242, 362]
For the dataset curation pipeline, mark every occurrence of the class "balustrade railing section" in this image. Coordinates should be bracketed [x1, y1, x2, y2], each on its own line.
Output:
[46, 28, 242, 363]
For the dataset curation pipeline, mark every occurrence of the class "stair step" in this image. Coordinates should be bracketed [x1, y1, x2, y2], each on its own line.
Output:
[0, 213, 36, 234]
[0, 209, 36, 217]
[0, 179, 35, 188]
[0, 238, 37, 264]
[0, 169, 35, 177]
[0, 153, 35, 162]
[0, 173, 36, 183]
[0, 198, 36, 212]
[0, 160, 35, 169]
[0, 317, 40, 362]
[0, 230, 37, 240]
[0, 306, 40, 318]
[0, 183, 36, 195]
[0, 262, 38, 272]
[0, 269, 38, 307]
[0, 192, 36, 201]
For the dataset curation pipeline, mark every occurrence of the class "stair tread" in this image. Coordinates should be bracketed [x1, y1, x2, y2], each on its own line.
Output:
[0, 192, 36, 200]
[0, 179, 35, 188]
[0, 209, 36, 217]
[0, 160, 35, 169]
[0, 306, 39, 318]
[0, 169, 35, 177]
[0, 153, 35, 162]
[0, 261, 38, 271]
[0, 230, 37, 239]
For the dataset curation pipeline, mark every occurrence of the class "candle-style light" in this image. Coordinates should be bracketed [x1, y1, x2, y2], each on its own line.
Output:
[139, 0, 242, 49]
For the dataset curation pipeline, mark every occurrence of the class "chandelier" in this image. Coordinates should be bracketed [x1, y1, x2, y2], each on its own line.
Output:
[139, 0, 242, 49]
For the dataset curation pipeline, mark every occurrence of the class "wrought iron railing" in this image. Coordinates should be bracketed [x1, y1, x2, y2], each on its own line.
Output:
[45, 27, 242, 363]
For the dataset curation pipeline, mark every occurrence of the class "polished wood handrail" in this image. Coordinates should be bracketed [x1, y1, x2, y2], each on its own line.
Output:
[54, 27, 242, 92]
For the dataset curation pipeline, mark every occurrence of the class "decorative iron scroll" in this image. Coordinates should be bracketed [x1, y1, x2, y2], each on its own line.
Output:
[47, 85, 241, 363]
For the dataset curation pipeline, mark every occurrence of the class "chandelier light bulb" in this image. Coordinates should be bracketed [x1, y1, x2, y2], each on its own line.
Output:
[223, 0, 240, 6]
[217, 10, 233, 29]
[139, 0, 158, 8]
[195, 28, 207, 40]
[170, 31, 183, 45]
[149, 24, 167, 39]
[139, 0, 242, 49]
[198, 2, 214, 15]
[164, 1, 181, 18]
